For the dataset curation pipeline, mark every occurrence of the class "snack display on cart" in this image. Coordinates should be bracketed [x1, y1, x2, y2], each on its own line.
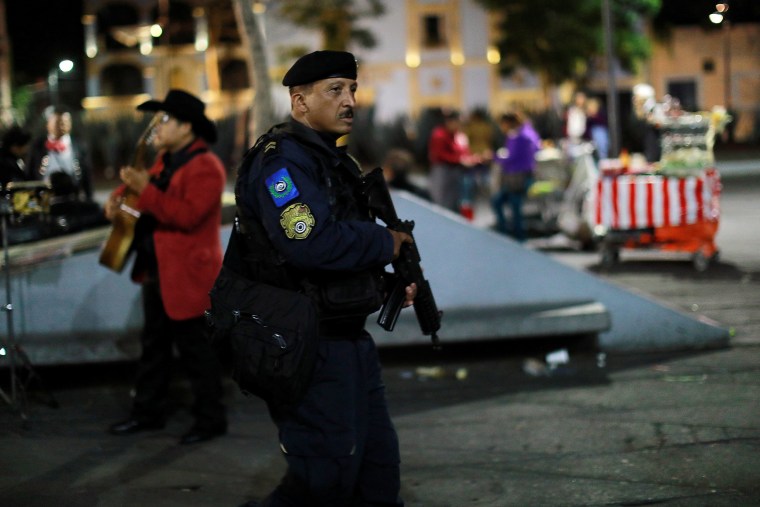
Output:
[658, 107, 732, 176]
[586, 104, 730, 271]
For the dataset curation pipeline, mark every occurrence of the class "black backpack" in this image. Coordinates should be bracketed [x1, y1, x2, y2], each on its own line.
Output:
[206, 261, 317, 405]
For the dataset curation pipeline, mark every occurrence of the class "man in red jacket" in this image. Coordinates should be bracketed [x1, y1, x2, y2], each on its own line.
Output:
[106, 90, 227, 445]
[427, 108, 477, 214]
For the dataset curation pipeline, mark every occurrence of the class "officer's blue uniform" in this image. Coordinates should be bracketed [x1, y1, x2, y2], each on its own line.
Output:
[237, 119, 404, 507]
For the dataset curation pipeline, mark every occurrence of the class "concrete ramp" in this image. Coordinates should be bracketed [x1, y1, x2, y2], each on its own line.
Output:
[374, 192, 730, 352]
[3, 191, 729, 367]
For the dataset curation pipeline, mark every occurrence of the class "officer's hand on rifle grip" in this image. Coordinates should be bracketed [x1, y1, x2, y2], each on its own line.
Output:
[403, 282, 417, 308]
[388, 229, 413, 260]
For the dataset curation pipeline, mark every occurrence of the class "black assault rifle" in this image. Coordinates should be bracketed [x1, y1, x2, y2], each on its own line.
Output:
[360, 167, 442, 349]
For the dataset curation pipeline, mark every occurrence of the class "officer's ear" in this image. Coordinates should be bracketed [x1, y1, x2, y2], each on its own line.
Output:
[290, 84, 314, 113]
[291, 91, 309, 113]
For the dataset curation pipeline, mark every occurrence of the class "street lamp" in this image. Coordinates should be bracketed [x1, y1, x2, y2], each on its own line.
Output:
[710, 3, 731, 110]
[48, 59, 74, 106]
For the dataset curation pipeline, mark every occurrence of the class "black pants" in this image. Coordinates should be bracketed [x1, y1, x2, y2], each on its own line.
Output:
[261, 332, 403, 507]
[131, 280, 226, 431]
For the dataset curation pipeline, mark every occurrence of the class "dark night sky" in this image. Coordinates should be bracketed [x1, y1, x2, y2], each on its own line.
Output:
[7, 0, 85, 85]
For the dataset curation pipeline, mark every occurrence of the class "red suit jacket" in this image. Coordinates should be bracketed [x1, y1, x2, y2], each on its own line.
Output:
[113, 138, 226, 320]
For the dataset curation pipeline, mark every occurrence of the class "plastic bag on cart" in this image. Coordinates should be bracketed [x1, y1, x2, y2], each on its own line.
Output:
[557, 145, 597, 247]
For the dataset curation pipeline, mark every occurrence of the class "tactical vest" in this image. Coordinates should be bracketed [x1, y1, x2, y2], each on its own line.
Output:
[227, 122, 384, 321]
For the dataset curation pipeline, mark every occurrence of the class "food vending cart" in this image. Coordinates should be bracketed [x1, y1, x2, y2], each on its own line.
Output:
[588, 109, 729, 271]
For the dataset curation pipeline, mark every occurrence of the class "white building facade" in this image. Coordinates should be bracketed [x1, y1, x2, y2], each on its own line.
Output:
[82, 0, 543, 122]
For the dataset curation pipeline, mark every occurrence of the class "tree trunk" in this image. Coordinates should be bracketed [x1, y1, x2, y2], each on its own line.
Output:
[0, 0, 13, 125]
[232, 0, 276, 141]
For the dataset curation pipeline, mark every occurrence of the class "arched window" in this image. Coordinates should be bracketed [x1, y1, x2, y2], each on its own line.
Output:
[96, 2, 140, 51]
[220, 59, 249, 91]
[151, 0, 195, 46]
[213, 8, 241, 44]
[101, 64, 143, 96]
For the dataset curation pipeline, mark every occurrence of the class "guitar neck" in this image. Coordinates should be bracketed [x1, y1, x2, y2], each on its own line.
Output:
[121, 115, 160, 198]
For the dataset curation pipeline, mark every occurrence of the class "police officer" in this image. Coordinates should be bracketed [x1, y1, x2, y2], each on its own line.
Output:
[234, 51, 416, 506]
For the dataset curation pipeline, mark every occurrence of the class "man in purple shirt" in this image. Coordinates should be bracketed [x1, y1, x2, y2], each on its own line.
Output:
[491, 112, 541, 241]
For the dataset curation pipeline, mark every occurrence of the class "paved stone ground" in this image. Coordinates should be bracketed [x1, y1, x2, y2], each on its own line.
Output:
[1, 341, 758, 506]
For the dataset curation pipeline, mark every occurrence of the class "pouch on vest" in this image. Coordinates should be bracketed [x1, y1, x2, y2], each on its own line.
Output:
[205, 265, 318, 404]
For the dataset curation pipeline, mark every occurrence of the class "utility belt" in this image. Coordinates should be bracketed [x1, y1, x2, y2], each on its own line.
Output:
[305, 268, 384, 320]
[319, 316, 367, 340]
[310, 270, 384, 340]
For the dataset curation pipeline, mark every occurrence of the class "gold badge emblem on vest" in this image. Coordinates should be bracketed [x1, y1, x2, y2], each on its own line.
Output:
[280, 203, 315, 239]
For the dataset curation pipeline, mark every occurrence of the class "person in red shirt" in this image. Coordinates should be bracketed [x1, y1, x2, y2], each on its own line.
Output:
[427, 109, 477, 213]
[105, 90, 227, 445]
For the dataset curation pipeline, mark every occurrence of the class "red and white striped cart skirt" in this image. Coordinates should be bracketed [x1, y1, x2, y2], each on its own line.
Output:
[587, 168, 721, 270]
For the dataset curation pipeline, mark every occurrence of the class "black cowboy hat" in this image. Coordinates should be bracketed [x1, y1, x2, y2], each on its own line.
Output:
[137, 89, 217, 143]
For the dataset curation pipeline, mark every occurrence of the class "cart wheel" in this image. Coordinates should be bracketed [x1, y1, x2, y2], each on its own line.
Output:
[601, 246, 619, 269]
[693, 251, 710, 272]
[712, 250, 721, 264]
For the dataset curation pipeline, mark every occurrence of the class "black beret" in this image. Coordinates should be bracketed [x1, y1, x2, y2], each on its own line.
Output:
[282, 50, 358, 87]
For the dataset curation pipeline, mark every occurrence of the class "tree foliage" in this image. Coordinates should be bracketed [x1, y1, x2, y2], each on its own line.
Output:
[474, 0, 661, 87]
[276, 0, 385, 51]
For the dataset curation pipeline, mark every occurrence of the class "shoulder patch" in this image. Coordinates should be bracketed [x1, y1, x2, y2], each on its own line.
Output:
[280, 203, 315, 240]
[266, 167, 300, 207]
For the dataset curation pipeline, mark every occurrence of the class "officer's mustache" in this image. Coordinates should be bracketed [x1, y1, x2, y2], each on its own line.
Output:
[338, 109, 354, 119]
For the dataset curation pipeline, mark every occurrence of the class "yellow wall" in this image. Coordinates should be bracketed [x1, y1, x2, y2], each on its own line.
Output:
[647, 24, 760, 141]
[649, 24, 759, 109]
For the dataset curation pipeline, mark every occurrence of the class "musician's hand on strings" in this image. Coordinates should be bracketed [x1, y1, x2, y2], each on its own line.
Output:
[120, 165, 149, 195]
[104, 195, 121, 221]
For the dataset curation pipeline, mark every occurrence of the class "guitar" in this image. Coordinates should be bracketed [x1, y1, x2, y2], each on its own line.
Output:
[98, 115, 160, 272]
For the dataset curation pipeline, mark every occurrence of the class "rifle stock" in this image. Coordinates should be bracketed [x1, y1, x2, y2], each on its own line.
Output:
[361, 168, 442, 349]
